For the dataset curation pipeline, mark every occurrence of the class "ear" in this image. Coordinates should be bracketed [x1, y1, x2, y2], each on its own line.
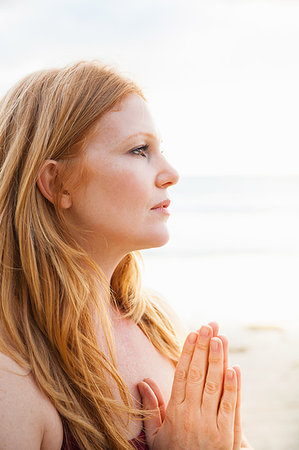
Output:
[36, 160, 72, 209]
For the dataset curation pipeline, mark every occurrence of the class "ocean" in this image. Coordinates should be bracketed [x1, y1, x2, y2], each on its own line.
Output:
[141, 176, 299, 330]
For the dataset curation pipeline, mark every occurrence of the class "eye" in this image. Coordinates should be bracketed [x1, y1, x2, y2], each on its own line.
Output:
[131, 144, 149, 158]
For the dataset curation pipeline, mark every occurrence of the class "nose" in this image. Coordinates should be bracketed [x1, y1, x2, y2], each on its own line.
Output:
[155, 156, 180, 188]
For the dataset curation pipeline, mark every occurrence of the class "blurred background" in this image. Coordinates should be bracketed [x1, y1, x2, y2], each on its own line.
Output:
[1, 0, 299, 447]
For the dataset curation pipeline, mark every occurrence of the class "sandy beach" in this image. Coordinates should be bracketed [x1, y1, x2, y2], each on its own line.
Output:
[225, 324, 299, 450]
[141, 176, 299, 449]
[143, 254, 299, 449]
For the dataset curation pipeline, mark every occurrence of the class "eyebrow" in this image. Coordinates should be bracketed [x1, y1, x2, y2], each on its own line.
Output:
[120, 132, 163, 145]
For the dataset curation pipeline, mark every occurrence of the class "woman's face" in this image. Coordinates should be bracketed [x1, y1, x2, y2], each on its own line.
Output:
[67, 93, 179, 256]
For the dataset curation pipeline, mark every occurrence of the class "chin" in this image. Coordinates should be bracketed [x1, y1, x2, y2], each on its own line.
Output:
[135, 230, 170, 251]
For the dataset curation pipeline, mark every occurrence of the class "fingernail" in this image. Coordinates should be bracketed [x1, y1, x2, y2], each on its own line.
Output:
[200, 326, 210, 337]
[188, 332, 198, 344]
[211, 339, 218, 352]
[226, 368, 234, 380]
[137, 383, 144, 395]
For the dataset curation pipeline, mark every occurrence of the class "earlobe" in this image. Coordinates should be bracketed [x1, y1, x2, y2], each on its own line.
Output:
[60, 189, 72, 209]
[36, 160, 72, 209]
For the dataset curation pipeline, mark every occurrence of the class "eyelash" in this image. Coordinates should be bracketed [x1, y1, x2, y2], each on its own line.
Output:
[131, 144, 149, 158]
[131, 145, 164, 158]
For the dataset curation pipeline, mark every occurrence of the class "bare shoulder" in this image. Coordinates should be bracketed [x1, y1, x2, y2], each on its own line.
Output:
[148, 290, 189, 344]
[0, 352, 63, 450]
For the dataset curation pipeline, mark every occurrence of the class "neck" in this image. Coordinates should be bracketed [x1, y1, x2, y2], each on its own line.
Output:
[91, 251, 130, 319]
[71, 230, 129, 286]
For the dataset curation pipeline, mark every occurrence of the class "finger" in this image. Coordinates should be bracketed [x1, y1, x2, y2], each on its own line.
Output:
[137, 381, 162, 447]
[143, 377, 166, 422]
[218, 334, 229, 372]
[201, 337, 224, 416]
[208, 321, 219, 337]
[218, 334, 229, 400]
[217, 368, 237, 437]
[232, 365, 242, 450]
[185, 325, 213, 404]
[170, 331, 198, 405]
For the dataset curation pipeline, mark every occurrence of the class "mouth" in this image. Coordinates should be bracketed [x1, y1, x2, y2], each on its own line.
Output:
[150, 199, 171, 216]
[151, 199, 171, 210]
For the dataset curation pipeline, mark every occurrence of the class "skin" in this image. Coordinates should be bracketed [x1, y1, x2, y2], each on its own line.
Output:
[38, 93, 180, 282]
[138, 325, 247, 449]
[0, 93, 252, 448]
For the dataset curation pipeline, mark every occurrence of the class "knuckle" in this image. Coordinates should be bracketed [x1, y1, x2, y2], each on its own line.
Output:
[234, 423, 242, 434]
[196, 341, 208, 351]
[175, 367, 187, 381]
[205, 381, 219, 395]
[221, 400, 233, 413]
[183, 346, 194, 356]
[224, 383, 236, 393]
[209, 355, 221, 364]
[188, 367, 203, 383]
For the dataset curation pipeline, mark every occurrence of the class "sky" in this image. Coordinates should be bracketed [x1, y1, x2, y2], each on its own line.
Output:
[1, 0, 299, 176]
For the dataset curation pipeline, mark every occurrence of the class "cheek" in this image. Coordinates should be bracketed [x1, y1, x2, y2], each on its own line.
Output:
[82, 164, 150, 220]
[100, 167, 149, 210]
[117, 177, 147, 206]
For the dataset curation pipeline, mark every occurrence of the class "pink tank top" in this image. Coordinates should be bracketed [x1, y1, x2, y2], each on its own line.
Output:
[62, 426, 148, 449]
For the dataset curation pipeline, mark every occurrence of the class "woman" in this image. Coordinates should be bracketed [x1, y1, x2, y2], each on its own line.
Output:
[0, 61, 250, 449]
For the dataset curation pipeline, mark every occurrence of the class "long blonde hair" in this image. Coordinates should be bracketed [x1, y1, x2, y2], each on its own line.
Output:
[0, 61, 181, 449]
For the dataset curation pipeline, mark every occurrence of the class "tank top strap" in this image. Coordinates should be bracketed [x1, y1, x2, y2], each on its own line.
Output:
[130, 429, 149, 449]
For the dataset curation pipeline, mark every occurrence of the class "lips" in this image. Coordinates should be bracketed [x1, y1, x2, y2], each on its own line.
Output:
[151, 199, 171, 209]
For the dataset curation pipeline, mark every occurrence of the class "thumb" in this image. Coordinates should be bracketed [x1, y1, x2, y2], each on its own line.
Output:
[137, 380, 162, 446]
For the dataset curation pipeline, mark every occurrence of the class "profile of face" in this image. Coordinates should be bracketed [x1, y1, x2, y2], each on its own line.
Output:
[39, 93, 180, 261]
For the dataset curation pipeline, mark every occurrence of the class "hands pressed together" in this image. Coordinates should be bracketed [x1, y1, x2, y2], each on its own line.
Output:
[138, 323, 252, 450]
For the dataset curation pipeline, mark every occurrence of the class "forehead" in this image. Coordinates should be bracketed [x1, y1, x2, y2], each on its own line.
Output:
[89, 93, 160, 149]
